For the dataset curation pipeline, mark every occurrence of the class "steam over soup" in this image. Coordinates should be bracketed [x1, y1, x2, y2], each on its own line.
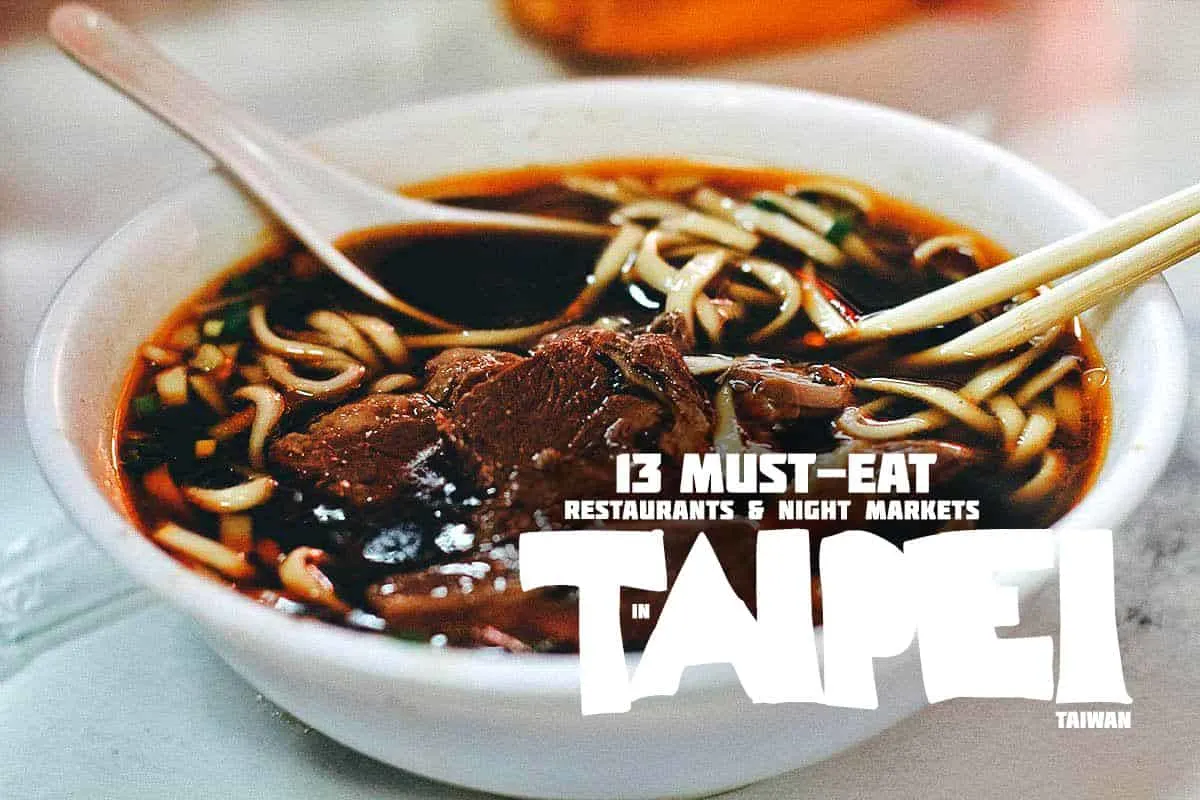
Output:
[114, 160, 1110, 652]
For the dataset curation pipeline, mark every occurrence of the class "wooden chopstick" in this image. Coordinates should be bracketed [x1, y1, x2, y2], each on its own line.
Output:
[904, 210, 1200, 365]
[837, 180, 1200, 343]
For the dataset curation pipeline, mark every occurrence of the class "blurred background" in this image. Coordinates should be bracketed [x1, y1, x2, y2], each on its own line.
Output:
[2, 2, 1199, 798]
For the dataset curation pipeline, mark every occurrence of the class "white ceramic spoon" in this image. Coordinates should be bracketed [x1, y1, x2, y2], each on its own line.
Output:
[48, 3, 610, 329]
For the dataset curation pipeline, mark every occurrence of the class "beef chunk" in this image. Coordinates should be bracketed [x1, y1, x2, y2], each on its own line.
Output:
[726, 359, 854, 423]
[438, 328, 712, 542]
[269, 393, 444, 508]
[365, 520, 765, 651]
[622, 518, 765, 646]
[423, 348, 525, 408]
[619, 333, 713, 456]
[443, 328, 712, 488]
[536, 324, 613, 349]
[469, 456, 617, 540]
[366, 543, 578, 649]
[645, 310, 696, 353]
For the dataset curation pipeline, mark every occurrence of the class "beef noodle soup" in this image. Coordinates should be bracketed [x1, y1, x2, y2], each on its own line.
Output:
[114, 160, 1110, 652]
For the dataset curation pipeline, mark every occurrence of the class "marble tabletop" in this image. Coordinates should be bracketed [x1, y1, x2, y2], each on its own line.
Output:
[2, 2, 1198, 797]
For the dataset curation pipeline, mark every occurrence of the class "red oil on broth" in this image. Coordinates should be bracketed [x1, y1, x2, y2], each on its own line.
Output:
[113, 159, 1111, 652]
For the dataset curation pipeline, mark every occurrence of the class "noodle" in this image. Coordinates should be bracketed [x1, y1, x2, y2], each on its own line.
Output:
[733, 203, 845, 266]
[742, 258, 803, 343]
[855, 377, 1000, 436]
[611, 199, 692, 222]
[913, 234, 982, 270]
[843, 330, 1067, 442]
[630, 229, 685, 291]
[152, 522, 257, 580]
[786, 179, 875, 218]
[250, 305, 354, 365]
[837, 406, 942, 440]
[1011, 450, 1067, 504]
[279, 547, 350, 613]
[660, 211, 760, 251]
[183, 476, 277, 513]
[1054, 383, 1085, 436]
[1008, 403, 1057, 468]
[958, 326, 1063, 401]
[261, 354, 367, 398]
[689, 187, 740, 221]
[712, 383, 745, 454]
[371, 373, 421, 393]
[695, 297, 743, 343]
[665, 250, 727, 341]
[629, 229, 726, 338]
[753, 191, 886, 272]
[1013, 355, 1081, 407]
[342, 313, 409, 366]
[307, 310, 383, 370]
[720, 279, 778, 306]
[800, 264, 852, 337]
[986, 394, 1027, 452]
[233, 384, 285, 469]
[683, 354, 735, 376]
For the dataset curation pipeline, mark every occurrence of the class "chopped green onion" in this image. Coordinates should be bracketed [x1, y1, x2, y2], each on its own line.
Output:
[825, 214, 855, 245]
[132, 393, 161, 417]
[202, 300, 252, 342]
[755, 195, 854, 246]
[219, 300, 252, 341]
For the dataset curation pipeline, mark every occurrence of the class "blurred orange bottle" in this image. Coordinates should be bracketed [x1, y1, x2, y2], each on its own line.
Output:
[505, 0, 923, 62]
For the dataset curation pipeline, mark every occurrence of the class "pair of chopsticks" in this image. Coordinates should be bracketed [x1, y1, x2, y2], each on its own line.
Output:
[833, 182, 1200, 364]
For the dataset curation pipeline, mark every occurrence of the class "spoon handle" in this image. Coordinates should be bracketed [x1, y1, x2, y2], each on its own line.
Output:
[49, 4, 405, 236]
[48, 3, 457, 327]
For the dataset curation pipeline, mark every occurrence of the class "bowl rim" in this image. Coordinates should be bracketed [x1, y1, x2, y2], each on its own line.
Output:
[24, 77, 1188, 699]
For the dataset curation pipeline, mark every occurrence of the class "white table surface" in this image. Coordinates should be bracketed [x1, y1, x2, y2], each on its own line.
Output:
[2, 2, 1199, 797]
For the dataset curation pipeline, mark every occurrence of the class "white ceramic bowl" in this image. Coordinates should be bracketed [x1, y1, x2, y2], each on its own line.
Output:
[26, 79, 1186, 799]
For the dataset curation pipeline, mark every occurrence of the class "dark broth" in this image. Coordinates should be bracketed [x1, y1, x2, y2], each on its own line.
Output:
[114, 159, 1110, 651]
